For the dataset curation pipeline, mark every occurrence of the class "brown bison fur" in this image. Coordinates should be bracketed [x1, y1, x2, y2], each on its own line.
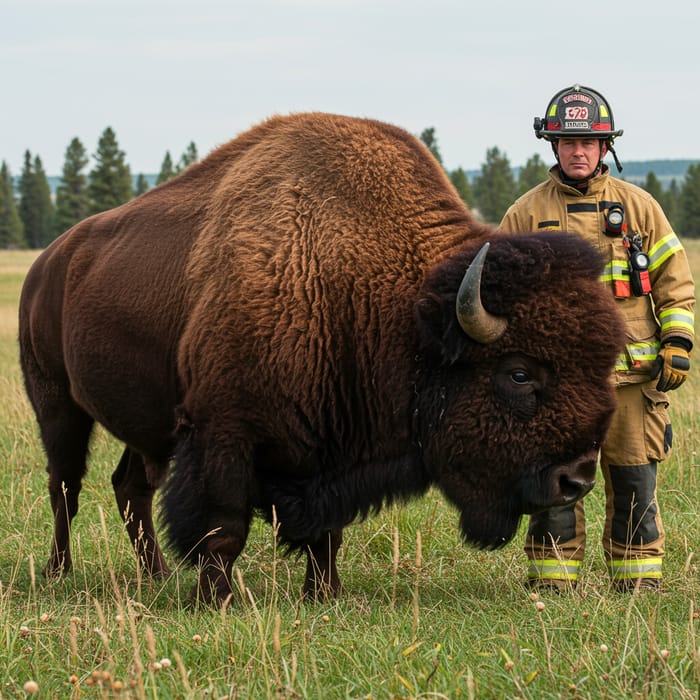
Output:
[19, 112, 625, 606]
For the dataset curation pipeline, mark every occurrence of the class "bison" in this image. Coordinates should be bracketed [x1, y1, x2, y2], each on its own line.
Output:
[19, 112, 624, 605]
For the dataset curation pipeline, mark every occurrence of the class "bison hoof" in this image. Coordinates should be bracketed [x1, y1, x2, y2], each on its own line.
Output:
[139, 557, 172, 579]
[43, 555, 72, 580]
[150, 564, 172, 579]
[302, 579, 342, 603]
[188, 587, 235, 609]
[188, 573, 235, 608]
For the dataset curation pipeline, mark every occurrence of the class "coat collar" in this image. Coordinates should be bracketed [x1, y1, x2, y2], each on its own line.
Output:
[548, 164, 611, 197]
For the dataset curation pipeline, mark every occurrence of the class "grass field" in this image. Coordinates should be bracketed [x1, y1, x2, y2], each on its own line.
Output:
[0, 244, 698, 699]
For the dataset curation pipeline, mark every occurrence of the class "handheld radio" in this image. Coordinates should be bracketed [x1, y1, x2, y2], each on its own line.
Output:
[623, 233, 652, 296]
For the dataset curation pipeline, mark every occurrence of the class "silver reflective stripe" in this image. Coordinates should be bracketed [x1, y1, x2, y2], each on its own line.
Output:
[527, 559, 581, 581]
[627, 341, 660, 362]
[658, 307, 694, 335]
[601, 259, 629, 283]
[648, 233, 682, 271]
[607, 557, 663, 580]
[615, 355, 630, 371]
[616, 340, 660, 371]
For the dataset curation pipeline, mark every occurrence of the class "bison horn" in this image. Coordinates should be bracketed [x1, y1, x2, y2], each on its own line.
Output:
[455, 242, 508, 344]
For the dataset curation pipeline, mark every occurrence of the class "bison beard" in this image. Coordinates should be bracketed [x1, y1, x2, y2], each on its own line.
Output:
[19, 112, 625, 607]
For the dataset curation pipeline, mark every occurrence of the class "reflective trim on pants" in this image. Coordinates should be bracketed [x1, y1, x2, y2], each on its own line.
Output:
[606, 557, 663, 581]
[527, 559, 582, 582]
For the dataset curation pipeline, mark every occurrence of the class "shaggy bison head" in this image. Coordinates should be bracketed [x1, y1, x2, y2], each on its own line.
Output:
[414, 231, 624, 548]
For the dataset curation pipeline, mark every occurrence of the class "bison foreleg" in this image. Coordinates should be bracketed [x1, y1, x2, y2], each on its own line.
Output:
[112, 448, 170, 578]
[303, 528, 343, 601]
[192, 531, 249, 607]
[163, 425, 254, 606]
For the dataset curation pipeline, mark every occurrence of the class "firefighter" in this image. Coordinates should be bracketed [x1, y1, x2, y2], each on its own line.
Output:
[500, 84, 695, 592]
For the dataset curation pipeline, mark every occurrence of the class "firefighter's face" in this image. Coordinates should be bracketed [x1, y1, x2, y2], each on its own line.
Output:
[555, 138, 607, 180]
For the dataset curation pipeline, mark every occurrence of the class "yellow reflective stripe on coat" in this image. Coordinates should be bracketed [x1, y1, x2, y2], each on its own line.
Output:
[606, 557, 663, 580]
[615, 340, 661, 371]
[600, 259, 629, 284]
[658, 307, 695, 336]
[647, 233, 683, 271]
[527, 559, 581, 581]
[615, 357, 629, 372]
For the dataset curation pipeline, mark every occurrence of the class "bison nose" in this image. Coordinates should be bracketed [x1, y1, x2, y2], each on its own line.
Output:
[559, 473, 595, 504]
[551, 453, 597, 506]
[521, 453, 598, 513]
[523, 455, 597, 513]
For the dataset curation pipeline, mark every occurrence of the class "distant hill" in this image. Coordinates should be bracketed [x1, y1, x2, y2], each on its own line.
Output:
[612, 159, 698, 188]
[467, 159, 697, 190]
[38, 160, 698, 195]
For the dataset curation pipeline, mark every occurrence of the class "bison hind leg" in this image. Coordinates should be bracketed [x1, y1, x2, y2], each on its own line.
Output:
[39, 398, 94, 579]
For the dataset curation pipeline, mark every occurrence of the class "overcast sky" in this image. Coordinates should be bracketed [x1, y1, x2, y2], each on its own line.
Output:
[2, 0, 699, 177]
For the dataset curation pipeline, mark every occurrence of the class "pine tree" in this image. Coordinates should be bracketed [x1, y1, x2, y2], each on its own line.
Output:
[33, 156, 54, 244]
[449, 167, 475, 208]
[473, 147, 516, 224]
[18, 151, 54, 248]
[0, 161, 24, 248]
[157, 151, 175, 185]
[642, 171, 664, 202]
[516, 154, 549, 197]
[678, 163, 700, 238]
[18, 152, 37, 246]
[134, 173, 150, 196]
[418, 127, 476, 208]
[419, 127, 444, 166]
[641, 171, 676, 227]
[176, 142, 199, 173]
[54, 137, 90, 236]
[88, 127, 133, 215]
[665, 178, 679, 229]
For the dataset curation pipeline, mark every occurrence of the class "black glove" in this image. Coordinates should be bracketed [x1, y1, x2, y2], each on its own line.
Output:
[650, 343, 691, 391]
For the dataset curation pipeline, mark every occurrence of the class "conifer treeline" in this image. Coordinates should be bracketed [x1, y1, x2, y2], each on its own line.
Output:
[0, 127, 198, 249]
[1, 126, 699, 249]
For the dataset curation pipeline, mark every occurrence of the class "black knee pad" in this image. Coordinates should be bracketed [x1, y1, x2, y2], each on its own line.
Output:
[528, 503, 577, 544]
[609, 463, 659, 545]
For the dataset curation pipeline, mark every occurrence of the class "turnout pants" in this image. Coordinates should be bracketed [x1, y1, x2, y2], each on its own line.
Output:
[525, 381, 670, 587]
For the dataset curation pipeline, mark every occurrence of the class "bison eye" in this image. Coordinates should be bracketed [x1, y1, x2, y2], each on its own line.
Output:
[510, 369, 530, 385]
[492, 352, 552, 422]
